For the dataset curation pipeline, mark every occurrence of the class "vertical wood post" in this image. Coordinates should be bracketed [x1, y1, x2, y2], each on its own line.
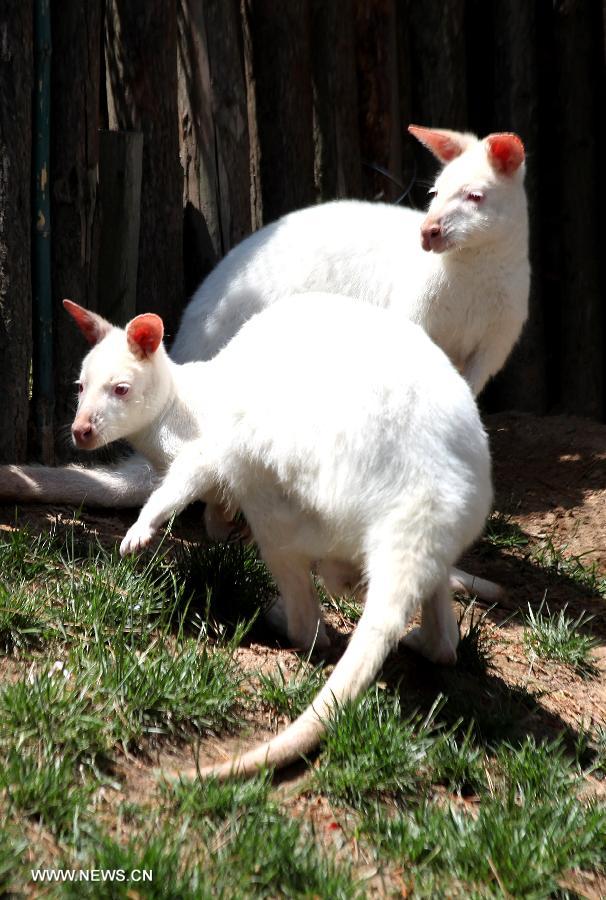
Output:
[105, 1, 183, 341]
[97, 130, 143, 324]
[177, 0, 252, 297]
[50, 0, 102, 457]
[244, 0, 316, 223]
[0, 3, 33, 462]
[485, 0, 547, 414]
[311, 0, 362, 200]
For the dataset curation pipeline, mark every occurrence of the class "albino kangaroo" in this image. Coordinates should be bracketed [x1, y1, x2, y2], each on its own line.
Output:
[0, 125, 526, 599]
[65, 295, 492, 778]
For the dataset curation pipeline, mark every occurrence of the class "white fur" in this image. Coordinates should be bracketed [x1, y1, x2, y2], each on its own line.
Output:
[172, 134, 529, 396]
[0, 127, 521, 605]
[72, 293, 493, 778]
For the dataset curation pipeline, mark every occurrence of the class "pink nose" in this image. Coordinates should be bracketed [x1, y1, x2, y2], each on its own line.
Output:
[72, 421, 95, 447]
[421, 221, 442, 252]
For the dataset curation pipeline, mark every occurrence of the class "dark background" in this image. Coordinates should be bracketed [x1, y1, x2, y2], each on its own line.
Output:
[0, 1, 604, 463]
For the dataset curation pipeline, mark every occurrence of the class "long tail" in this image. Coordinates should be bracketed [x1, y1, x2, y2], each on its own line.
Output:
[197, 555, 432, 780]
[0, 454, 159, 508]
[449, 566, 504, 602]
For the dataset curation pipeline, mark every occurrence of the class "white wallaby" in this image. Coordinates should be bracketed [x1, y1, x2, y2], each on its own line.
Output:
[63, 294, 493, 778]
[0, 125, 525, 601]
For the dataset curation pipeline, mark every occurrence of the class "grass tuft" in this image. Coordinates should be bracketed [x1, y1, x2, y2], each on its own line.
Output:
[484, 512, 529, 550]
[524, 600, 598, 677]
[175, 540, 275, 635]
[0, 747, 94, 840]
[257, 656, 326, 722]
[364, 736, 606, 897]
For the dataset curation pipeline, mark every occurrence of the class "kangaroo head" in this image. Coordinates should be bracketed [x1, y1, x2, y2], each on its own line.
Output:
[64, 300, 170, 450]
[408, 125, 526, 254]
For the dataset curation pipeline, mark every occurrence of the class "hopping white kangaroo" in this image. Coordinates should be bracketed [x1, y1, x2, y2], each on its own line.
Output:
[63, 294, 492, 778]
[0, 125, 526, 600]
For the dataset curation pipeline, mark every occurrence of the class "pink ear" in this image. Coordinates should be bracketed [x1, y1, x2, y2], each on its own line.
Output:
[63, 299, 113, 346]
[126, 314, 164, 358]
[485, 133, 525, 175]
[408, 125, 477, 163]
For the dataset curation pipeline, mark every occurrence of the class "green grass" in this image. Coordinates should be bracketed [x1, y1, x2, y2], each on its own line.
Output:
[531, 536, 606, 596]
[363, 737, 606, 898]
[484, 512, 530, 550]
[524, 600, 599, 677]
[174, 540, 275, 635]
[257, 655, 326, 721]
[1, 519, 605, 897]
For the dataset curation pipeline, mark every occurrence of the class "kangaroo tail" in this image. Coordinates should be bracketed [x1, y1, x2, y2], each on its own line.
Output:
[198, 551, 441, 780]
[449, 566, 504, 603]
[0, 454, 159, 508]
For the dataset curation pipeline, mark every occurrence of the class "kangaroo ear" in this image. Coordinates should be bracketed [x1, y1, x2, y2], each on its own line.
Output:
[485, 133, 525, 175]
[126, 313, 164, 359]
[408, 125, 477, 163]
[63, 299, 113, 345]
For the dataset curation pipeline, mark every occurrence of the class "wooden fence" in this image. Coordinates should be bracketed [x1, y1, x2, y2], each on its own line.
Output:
[0, 0, 604, 464]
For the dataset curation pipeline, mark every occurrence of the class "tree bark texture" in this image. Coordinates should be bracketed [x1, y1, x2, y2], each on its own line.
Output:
[105, 0, 183, 341]
[0, 4, 33, 462]
[50, 0, 102, 455]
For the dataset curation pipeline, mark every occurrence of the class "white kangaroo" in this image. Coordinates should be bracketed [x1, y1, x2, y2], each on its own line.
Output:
[0, 125, 527, 599]
[64, 294, 492, 778]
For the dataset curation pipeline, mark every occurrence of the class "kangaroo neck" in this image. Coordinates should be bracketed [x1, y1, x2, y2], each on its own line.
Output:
[128, 362, 203, 473]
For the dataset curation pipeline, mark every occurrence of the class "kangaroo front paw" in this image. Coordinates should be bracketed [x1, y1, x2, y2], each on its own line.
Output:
[120, 520, 156, 556]
[402, 626, 458, 666]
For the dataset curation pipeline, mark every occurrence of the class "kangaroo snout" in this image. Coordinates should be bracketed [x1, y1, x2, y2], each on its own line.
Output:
[421, 219, 448, 253]
[71, 417, 96, 449]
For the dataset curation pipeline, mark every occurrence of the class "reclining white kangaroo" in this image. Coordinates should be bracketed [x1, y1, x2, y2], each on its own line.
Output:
[0, 125, 527, 600]
[65, 294, 493, 778]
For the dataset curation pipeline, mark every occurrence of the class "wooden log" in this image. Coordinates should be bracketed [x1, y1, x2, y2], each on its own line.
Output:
[97, 130, 143, 325]
[0, 3, 33, 462]
[105, 1, 183, 340]
[50, 0, 102, 457]
[244, 0, 316, 223]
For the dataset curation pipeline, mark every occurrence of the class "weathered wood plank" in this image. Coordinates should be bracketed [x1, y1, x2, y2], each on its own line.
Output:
[177, 0, 252, 297]
[485, 0, 547, 414]
[244, 0, 316, 223]
[97, 130, 143, 325]
[0, 2, 33, 462]
[311, 0, 362, 200]
[50, 0, 102, 456]
[105, 1, 183, 340]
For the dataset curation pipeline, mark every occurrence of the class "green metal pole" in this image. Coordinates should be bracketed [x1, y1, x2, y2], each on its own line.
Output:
[32, 0, 53, 462]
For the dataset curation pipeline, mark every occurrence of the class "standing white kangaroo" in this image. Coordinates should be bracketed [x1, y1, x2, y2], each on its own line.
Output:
[0, 125, 527, 499]
[0, 125, 526, 600]
[64, 294, 492, 778]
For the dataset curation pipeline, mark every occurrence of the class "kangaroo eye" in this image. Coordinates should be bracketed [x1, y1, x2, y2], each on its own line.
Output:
[466, 191, 484, 203]
[114, 384, 129, 397]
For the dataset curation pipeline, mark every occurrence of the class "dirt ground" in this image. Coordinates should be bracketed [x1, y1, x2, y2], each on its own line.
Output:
[1, 410, 606, 787]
